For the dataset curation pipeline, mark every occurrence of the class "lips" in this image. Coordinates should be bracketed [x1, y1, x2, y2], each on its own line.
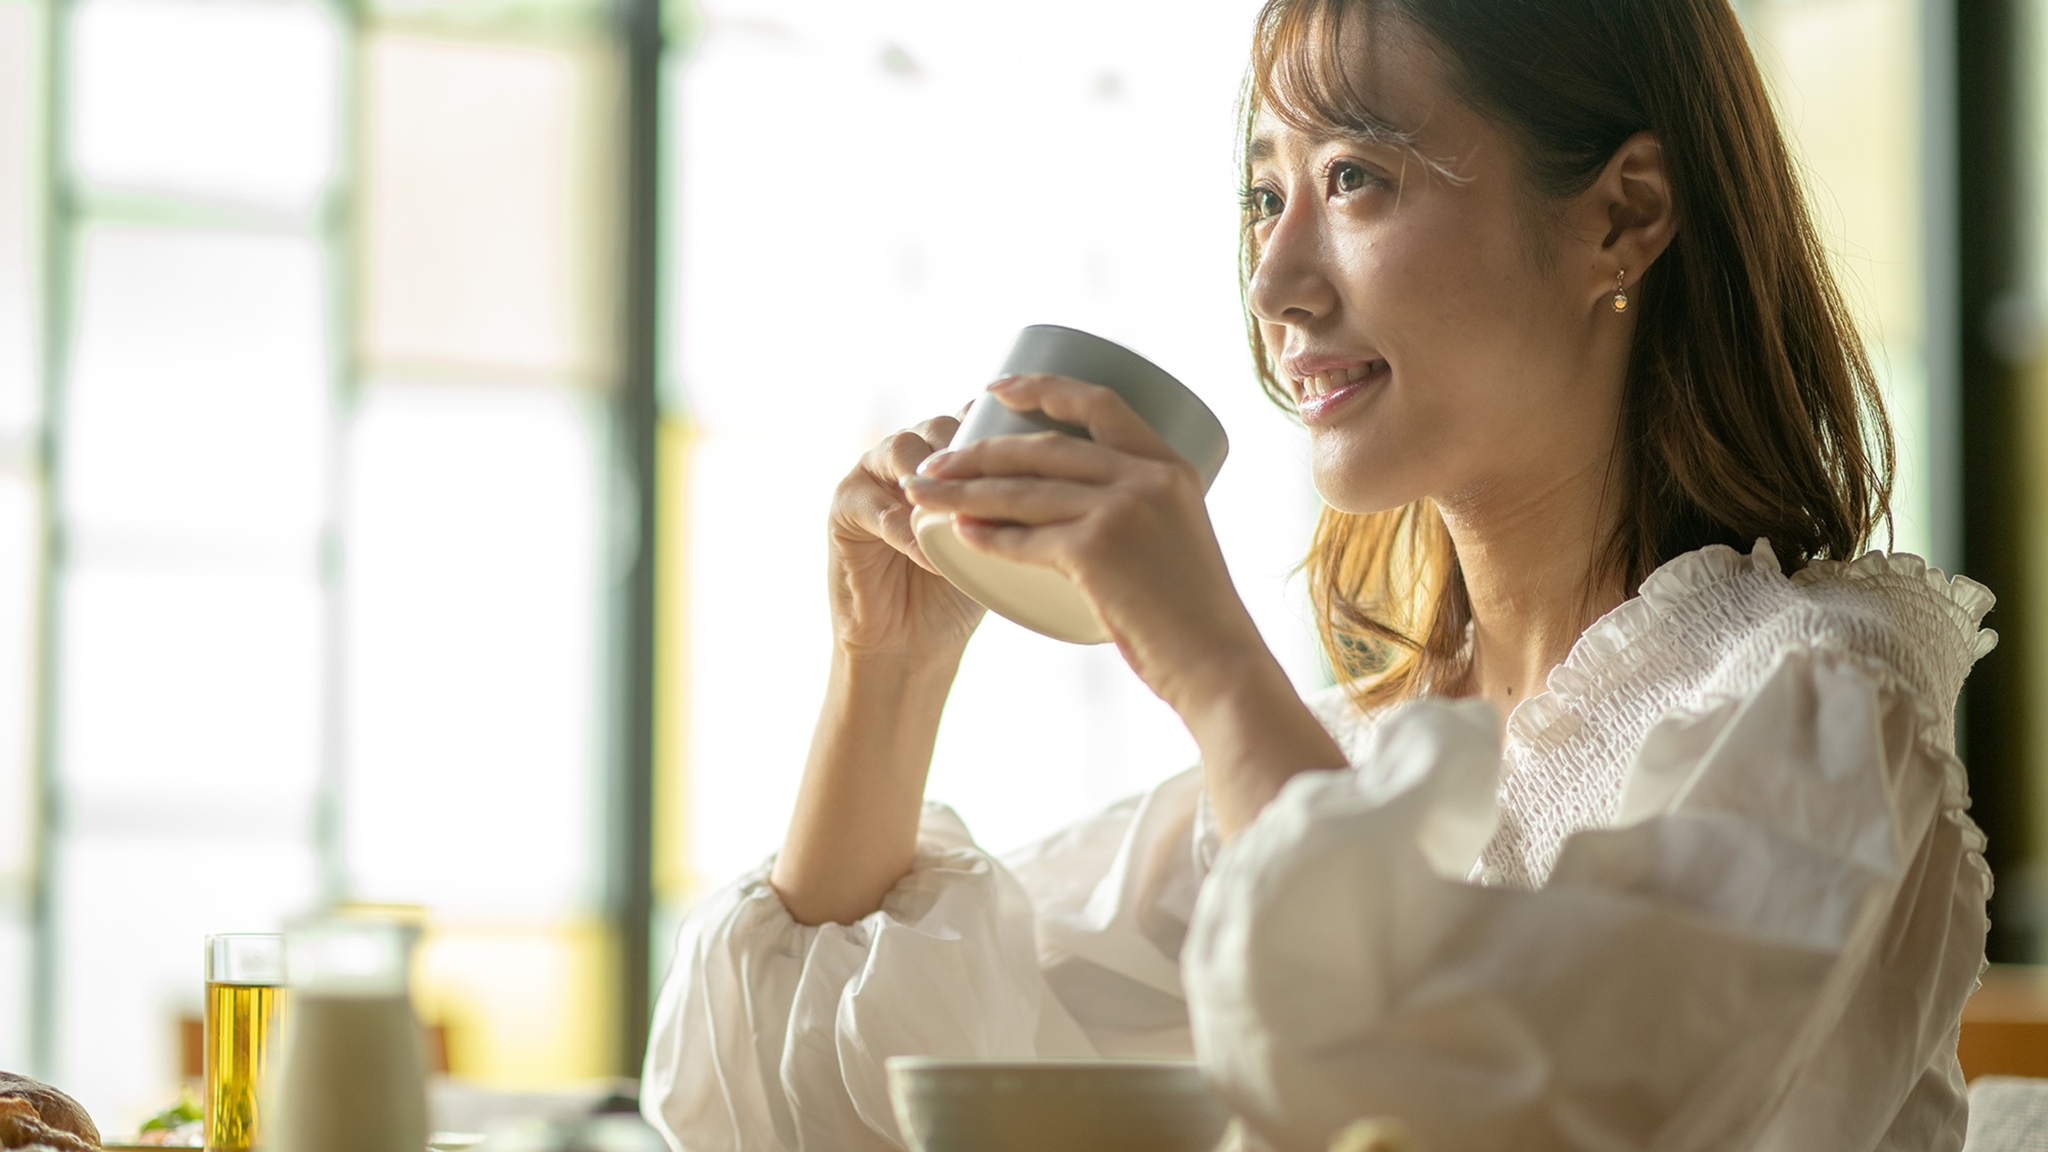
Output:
[1291, 360, 1386, 424]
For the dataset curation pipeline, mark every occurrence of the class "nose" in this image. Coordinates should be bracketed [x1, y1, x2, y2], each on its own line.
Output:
[1247, 199, 1337, 327]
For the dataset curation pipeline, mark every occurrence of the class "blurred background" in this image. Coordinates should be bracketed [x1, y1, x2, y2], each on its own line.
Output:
[0, 0, 2042, 1134]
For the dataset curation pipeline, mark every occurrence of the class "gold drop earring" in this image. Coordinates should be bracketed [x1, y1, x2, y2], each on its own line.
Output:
[1612, 269, 1629, 313]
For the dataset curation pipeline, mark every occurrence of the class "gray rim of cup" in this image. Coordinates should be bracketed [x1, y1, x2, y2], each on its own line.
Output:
[987, 324, 1229, 487]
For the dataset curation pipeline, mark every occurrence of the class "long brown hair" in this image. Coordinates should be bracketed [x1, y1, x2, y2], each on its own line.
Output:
[1242, 0, 1894, 707]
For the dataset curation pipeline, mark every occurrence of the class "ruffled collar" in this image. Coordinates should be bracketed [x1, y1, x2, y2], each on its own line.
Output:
[1501, 539, 1997, 760]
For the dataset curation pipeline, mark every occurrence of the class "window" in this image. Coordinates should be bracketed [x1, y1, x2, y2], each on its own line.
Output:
[1741, 0, 1944, 563]
[17, 0, 638, 1124]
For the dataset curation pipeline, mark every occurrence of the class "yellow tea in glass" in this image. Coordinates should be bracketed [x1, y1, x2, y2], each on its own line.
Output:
[204, 934, 286, 1152]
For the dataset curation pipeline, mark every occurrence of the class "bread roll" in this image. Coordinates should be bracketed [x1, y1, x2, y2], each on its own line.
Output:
[0, 1072, 99, 1151]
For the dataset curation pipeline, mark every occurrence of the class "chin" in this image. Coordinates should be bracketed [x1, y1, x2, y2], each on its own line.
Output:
[1310, 440, 1428, 517]
[1311, 473, 1426, 517]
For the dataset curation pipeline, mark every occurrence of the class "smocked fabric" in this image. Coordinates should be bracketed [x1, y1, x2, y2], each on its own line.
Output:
[1481, 540, 1994, 888]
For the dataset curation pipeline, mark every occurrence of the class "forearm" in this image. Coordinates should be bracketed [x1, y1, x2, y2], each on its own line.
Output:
[1177, 646, 1349, 839]
[770, 646, 963, 925]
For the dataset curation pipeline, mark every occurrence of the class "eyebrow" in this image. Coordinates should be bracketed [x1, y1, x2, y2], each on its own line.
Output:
[1247, 123, 1416, 167]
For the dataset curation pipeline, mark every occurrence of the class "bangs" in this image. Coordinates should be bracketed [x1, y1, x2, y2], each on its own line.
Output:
[1249, 0, 1417, 150]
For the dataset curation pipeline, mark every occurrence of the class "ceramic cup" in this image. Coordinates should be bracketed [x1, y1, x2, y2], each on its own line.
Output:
[911, 325, 1229, 644]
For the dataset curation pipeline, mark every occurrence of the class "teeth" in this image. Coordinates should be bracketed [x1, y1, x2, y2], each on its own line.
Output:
[1295, 364, 1377, 398]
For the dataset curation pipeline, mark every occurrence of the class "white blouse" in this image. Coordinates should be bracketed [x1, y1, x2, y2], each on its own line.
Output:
[641, 541, 1996, 1152]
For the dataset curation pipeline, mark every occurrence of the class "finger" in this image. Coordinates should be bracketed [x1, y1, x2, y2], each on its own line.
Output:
[841, 474, 943, 574]
[987, 374, 1180, 464]
[865, 428, 942, 484]
[909, 414, 962, 453]
[948, 515, 1082, 571]
[901, 474, 1097, 525]
[874, 500, 943, 574]
[920, 430, 1121, 484]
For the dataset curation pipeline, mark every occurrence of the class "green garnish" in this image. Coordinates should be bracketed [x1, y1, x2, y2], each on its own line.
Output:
[138, 1089, 202, 1133]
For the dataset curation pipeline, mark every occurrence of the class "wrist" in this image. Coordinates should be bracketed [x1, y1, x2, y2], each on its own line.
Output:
[1176, 649, 1299, 754]
[1178, 653, 1348, 839]
[1152, 614, 1281, 720]
[833, 642, 965, 692]
[823, 643, 963, 765]
[776, 643, 962, 926]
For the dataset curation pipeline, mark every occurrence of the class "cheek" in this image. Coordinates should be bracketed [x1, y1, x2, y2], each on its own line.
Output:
[1305, 219, 1557, 511]
[1357, 226, 1521, 363]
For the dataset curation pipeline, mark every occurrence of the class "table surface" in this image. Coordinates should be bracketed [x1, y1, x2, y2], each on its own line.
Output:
[1961, 964, 2048, 1082]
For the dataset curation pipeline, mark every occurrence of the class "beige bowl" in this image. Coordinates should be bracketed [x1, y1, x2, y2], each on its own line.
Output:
[886, 1058, 1231, 1152]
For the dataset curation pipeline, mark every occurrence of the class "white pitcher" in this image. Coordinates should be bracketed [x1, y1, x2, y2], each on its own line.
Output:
[273, 917, 428, 1152]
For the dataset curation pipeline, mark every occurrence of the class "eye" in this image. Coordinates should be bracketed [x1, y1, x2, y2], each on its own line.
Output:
[1329, 160, 1371, 195]
[1242, 185, 1284, 224]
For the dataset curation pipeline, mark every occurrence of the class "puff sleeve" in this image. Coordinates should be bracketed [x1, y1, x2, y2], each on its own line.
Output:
[641, 768, 1215, 1151]
[1183, 646, 1988, 1152]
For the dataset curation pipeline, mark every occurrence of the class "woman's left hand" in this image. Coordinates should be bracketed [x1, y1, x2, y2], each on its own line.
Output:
[898, 373, 1263, 715]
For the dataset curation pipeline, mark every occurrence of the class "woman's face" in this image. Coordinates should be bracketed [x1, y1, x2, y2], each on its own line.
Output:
[1246, 28, 1629, 518]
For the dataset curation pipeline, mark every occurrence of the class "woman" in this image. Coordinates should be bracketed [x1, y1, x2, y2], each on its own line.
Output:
[642, 0, 1994, 1148]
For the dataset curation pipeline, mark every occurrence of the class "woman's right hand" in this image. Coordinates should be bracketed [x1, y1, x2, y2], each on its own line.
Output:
[827, 414, 986, 659]
[776, 414, 986, 926]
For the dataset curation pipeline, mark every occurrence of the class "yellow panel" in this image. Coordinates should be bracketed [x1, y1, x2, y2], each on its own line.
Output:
[412, 919, 618, 1087]
[2023, 351, 2048, 883]
[653, 417, 694, 904]
[2023, 0, 2048, 884]
[358, 30, 619, 386]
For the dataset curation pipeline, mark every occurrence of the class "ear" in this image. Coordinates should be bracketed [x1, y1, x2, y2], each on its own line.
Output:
[1570, 130, 1676, 310]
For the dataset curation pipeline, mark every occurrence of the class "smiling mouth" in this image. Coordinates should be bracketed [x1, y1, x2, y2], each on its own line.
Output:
[1294, 361, 1387, 423]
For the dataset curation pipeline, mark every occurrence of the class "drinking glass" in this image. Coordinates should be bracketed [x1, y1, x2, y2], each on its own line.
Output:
[203, 934, 286, 1152]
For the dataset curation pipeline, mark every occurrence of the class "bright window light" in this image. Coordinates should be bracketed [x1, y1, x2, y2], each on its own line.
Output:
[66, 225, 330, 546]
[1747, 0, 1931, 557]
[0, 0, 39, 435]
[343, 380, 604, 918]
[58, 564, 322, 811]
[359, 33, 617, 384]
[67, 0, 341, 215]
[0, 918, 27, 1068]
[0, 479, 31, 875]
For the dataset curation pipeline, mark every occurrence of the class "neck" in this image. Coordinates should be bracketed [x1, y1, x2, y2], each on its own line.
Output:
[1437, 452, 1627, 728]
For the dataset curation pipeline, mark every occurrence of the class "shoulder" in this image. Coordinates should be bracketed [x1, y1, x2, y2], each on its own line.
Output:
[1509, 540, 1995, 764]
[1713, 543, 1995, 713]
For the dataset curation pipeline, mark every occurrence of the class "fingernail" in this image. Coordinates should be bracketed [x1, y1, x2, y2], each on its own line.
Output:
[916, 451, 953, 476]
[899, 473, 934, 489]
[987, 375, 1020, 391]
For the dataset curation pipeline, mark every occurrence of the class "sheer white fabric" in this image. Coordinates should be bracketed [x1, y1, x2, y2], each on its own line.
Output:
[642, 542, 1994, 1152]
